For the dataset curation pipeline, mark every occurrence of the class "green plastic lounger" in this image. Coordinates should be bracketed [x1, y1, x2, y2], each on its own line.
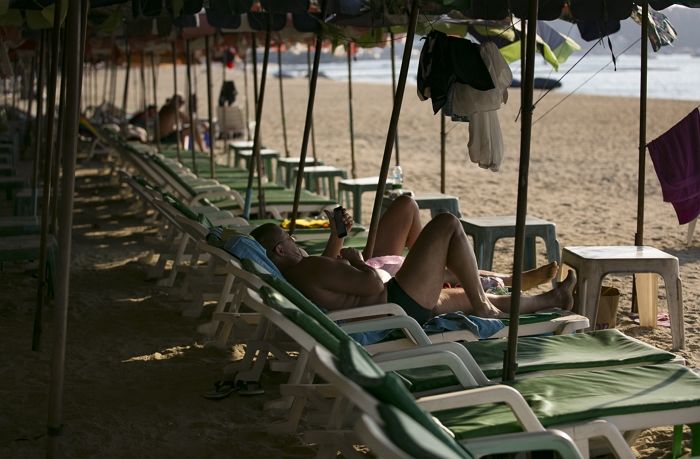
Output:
[311, 337, 700, 458]
[243, 259, 589, 348]
[255, 284, 678, 388]
[310, 345, 589, 459]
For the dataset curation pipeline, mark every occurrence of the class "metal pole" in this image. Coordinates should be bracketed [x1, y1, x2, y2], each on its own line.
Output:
[102, 57, 109, 105]
[251, 33, 259, 139]
[185, 39, 197, 174]
[243, 22, 271, 219]
[440, 111, 446, 193]
[363, 0, 419, 258]
[347, 44, 356, 179]
[390, 30, 399, 165]
[150, 51, 161, 152]
[47, 0, 87, 455]
[32, 31, 46, 217]
[636, 1, 649, 246]
[122, 37, 131, 118]
[289, 2, 328, 235]
[171, 41, 181, 162]
[205, 35, 216, 179]
[306, 44, 317, 162]
[32, 0, 63, 351]
[277, 42, 290, 157]
[503, 1, 539, 383]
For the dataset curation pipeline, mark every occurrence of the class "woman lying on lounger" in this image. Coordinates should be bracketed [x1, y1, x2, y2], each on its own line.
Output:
[251, 196, 575, 324]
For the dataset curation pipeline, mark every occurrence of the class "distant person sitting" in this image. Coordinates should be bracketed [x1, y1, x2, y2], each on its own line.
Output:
[128, 105, 157, 129]
[158, 94, 205, 152]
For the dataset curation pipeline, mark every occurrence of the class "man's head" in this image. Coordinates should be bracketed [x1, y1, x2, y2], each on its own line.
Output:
[250, 223, 306, 267]
[169, 94, 185, 108]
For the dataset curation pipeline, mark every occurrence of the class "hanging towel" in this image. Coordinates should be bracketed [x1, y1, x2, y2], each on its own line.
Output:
[647, 108, 700, 225]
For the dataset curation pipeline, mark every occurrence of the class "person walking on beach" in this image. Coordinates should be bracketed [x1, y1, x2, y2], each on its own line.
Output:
[251, 196, 574, 323]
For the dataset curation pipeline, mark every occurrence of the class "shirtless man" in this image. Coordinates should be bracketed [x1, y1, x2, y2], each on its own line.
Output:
[158, 94, 205, 152]
[251, 196, 575, 323]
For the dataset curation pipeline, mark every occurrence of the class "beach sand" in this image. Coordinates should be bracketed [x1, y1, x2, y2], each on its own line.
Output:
[1, 74, 699, 458]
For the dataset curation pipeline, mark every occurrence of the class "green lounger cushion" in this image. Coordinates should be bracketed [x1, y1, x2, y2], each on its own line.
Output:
[436, 363, 700, 439]
[377, 404, 472, 459]
[260, 286, 342, 357]
[338, 339, 468, 457]
[396, 329, 678, 392]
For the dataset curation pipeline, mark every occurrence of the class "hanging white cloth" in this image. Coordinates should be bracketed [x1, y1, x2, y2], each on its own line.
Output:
[448, 42, 512, 171]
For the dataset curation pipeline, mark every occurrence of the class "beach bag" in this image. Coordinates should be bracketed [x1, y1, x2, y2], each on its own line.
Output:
[596, 286, 620, 330]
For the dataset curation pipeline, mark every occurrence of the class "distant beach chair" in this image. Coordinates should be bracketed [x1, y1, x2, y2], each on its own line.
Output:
[217, 105, 246, 140]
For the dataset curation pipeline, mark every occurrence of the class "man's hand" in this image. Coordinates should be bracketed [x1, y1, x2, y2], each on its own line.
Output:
[323, 208, 353, 237]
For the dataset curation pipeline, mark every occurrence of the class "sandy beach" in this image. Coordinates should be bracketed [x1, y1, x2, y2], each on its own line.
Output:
[1, 72, 699, 458]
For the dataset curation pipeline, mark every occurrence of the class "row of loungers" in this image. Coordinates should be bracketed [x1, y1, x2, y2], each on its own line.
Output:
[102, 122, 700, 458]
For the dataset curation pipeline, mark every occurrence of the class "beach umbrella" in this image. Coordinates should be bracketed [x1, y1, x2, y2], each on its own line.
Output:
[184, 38, 198, 174]
[346, 43, 356, 178]
[244, 17, 274, 219]
[204, 35, 215, 178]
[47, 0, 88, 454]
[363, 0, 420, 257]
[277, 42, 290, 157]
[171, 41, 182, 161]
[32, 0, 64, 352]
[389, 30, 399, 165]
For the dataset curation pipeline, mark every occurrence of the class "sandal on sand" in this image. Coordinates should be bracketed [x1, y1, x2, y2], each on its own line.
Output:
[203, 380, 239, 400]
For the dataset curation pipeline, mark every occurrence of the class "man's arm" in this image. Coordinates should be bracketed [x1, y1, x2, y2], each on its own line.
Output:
[321, 208, 353, 258]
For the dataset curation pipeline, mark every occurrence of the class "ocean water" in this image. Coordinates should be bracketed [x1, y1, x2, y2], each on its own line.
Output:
[280, 52, 700, 102]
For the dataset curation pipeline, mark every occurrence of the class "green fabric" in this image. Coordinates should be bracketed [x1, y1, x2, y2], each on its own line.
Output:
[465, 329, 677, 379]
[339, 340, 468, 458]
[259, 286, 342, 357]
[377, 404, 472, 459]
[436, 364, 700, 440]
[396, 329, 678, 392]
[242, 259, 351, 344]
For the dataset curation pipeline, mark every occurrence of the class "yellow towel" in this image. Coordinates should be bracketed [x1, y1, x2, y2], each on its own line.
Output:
[280, 218, 330, 229]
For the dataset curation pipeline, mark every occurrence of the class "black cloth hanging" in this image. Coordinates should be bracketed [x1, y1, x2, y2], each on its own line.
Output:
[417, 31, 494, 114]
[219, 81, 238, 107]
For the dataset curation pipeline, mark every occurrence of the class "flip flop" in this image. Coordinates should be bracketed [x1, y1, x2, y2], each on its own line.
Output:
[203, 380, 239, 400]
[237, 381, 265, 396]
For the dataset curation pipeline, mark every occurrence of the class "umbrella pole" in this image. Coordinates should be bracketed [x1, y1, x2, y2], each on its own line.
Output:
[185, 39, 197, 174]
[251, 33, 259, 136]
[288, 6, 327, 236]
[32, 31, 46, 217]
[205, 35, 215, 179]
[221, 46, 227, 154]
[390, 30, 399, 165]
[50, 27, 68, 236]
[306, 44, 317, 162]
[102, 56, 110, 106]
[277, 42, 289, 157]
[32, 0, 64, 351]
[244, 22, 271, 219]
[636, 1, 649, 246]
[139, 50, 149, 142]
[347, 44, 356, 179]
[243, 51, 251, 141]
[503, 0, 539, 383]
[122, 37, 131, 120]
[171, 41, 181, 162]
[150, 51, 161, 152]
[440, 111, 446, 193]
[364, 1, 419, 257]
[47, 0, 87, 455]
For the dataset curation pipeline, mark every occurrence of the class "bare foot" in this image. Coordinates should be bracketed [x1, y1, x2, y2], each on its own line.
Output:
[521, 261, 559, 291]
[471, 300, 505, 318]
[552, 270, 576, 310]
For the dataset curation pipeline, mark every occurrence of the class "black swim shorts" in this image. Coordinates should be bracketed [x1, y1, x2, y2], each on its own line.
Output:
[385, 278, 433, 325]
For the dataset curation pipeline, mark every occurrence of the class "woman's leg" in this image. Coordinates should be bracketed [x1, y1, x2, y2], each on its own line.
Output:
[366, 195, 422, 258]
